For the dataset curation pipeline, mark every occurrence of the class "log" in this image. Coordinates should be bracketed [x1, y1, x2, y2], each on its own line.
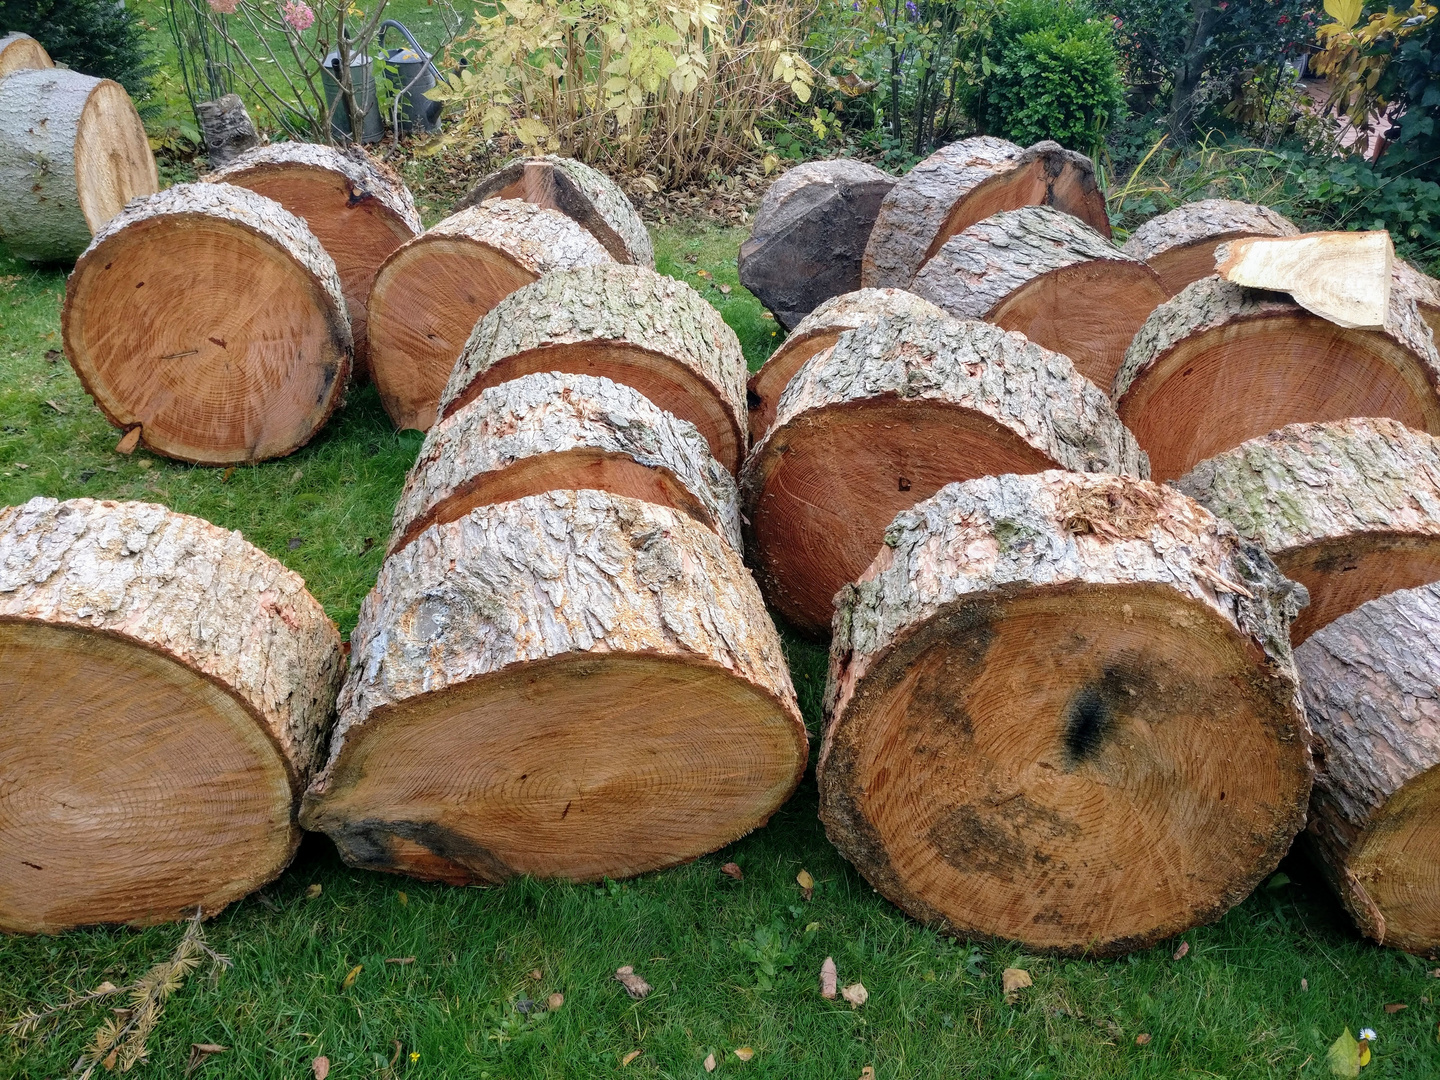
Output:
[1114, 276, 1440, 481]
[819, 470, 1312, 955]
[737, 159, 897, 329]
[0, 31, 53, 77]
[1296, 582, 1440, 956]
[1393, 258, 1440, 340]
[439, 264, 747, 473]
[741, 310, 1148, 634]
[0, 67, 158, 264]
[367, 199, 612, 432]
[912, 205, 1167, 390]
[300, 489, 807, 885]
[194, 94, 260, 169]
[1120, 199, 1299, 296]
[389, 370, 741, 556]
[1176, 418, 1440, 645]
[207, 142, 422, 377]
[456, 155, 653, 267]
[1215, 231, 1394, 330]
[861, 137, 1110, 290]
[747, 288, 947, 444]
[0, 496, 343, 934]
[62, 183, 353, 465]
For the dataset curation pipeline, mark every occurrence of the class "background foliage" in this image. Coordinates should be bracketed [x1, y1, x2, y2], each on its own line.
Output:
[0, 0, 157, 104]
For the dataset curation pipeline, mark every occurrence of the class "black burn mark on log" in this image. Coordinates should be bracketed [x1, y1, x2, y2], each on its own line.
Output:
[1060, 662, 1177, 770]
[329, 818, 514, 883]
[926, 796, 1080, 882]
[1063, 685, 1110, 766]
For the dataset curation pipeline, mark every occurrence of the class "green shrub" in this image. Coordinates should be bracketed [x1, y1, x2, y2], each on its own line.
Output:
[0, 0, 156, 103]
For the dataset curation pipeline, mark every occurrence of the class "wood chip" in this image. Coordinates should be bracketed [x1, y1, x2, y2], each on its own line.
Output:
[734, 1046, 754, 1061]
[704, 1052, 716, 1072]
[312, 1057, 330, 1080]
[841, 982, 868, 1008]
[1172, 941, 1190, 961]
[529, 968, 543, 980]
[721, 862, 744, 880]
[820, 956, 837, 999]
[615, 965, 652, 999]
[115, 426, 142, 454]
[547, 993, 564, 1011]
[385, 957, 415, 965]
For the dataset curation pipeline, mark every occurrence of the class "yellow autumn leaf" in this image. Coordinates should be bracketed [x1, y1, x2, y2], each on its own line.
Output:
[621, 1049, 642, 1066]
[797, 870, 815, 890]
[734, 1046, 755, 1061]
[1323, 0, 1363, 28]
[341, 964, 362, 989]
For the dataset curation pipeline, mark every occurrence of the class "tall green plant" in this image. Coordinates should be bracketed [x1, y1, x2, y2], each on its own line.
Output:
[0, 0, 156, 103]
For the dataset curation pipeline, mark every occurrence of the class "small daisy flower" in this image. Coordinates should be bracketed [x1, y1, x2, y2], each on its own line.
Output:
[1360, 1029, 1377, 1042]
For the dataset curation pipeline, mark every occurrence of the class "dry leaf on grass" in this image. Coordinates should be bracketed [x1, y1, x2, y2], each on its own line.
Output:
[312, 1056, 330, 1080]
[1002, 967, 1032, 1003]
[734, 1046, 754, 1061]
[615, 966, 652, 999]
[842, 982, 868, 1009]
[547, 993, 565, 1011]
[1385, 1002, 1407, 1013]
[704, 1052, 717, 1072]
[820, 957, 837, 999]
[115, 427, 141, 454]
[1135, 1033, 1152, 1046]
[859, 1069, 876, 1080]
[305, 883, 322, 899]
[797, 870, 815, 900]
[529, 968, 543, 981]
[1303, 979, 1309, 991]
[1172, 941, 1189, 961]
[184, 1043, 225, 1077]
[397, 891, 408, 906]
[622, 1050, 642, 1066]
[385, 957, 415, 965]
[341, 965, 362, 990]
[721, 862, 744, 880]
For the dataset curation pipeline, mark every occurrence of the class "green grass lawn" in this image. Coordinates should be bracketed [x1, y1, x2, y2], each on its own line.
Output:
[2, 223, 1439, 1080]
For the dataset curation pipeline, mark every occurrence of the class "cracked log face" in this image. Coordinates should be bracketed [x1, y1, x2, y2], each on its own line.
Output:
[206, 144, 422, 377]
[302, 490, 807, 885]
[0, 498, 343, 934]
[913, 205, 1166, 389]
[862, 137, 1110, 290]
[741, 311, 1148, 635]
[1176, 418, 1440, 645]
[1298, 582, 1440, 956]
[1120, 199, 1299, 296]
[1114, 277, 1440, 481]
[439, 264, 747, 473]
[62, 183, 352, 465]
[738, 159, 897, 328]
[389, 371, 741, 555]
[367, 199, 612, 432]
[818, 471, 1312, 955]
[746, 288, 947, 444]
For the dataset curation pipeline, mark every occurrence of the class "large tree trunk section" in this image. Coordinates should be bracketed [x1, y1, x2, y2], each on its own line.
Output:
[366, 200, 612, 432]
[1394, 258, 1440, 340]
[912, 205, 1167, 390]
[0, 497, 343, 935]
[1176, 418, 1440, 645]
[861, 138, 1110, 290]
[456, 155, 653, 268]
[206, 143, 420, 377]
[0, 68, 158, 264]
[194, 94, 259, 170]
[1297, 582, 1440, 957]
[1215, 232, 1394, 330]
[1120, 199, 1299, 296]
[301, 489, 807, 885]
[738, 160, 896, 329]
[0, 31, 53, 77]
[819, 470, 1312, 955]
[390, 371, 741, 556]
[747, 288, 947, 444]
[741, 311, 1148, 635]
[62, 183, 352, 465]
[439, 264, 747, 473]
[1114, 276, 1440, 481]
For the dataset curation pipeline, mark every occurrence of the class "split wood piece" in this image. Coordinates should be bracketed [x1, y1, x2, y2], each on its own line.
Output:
[0, 67, 158, 264]
[206, 142, 421, 375]
[367, 199, 611, 432]
[740, 311, 1148, 635]
[1176, 418, 1440, 645]
[301, 489, 807, 885]
[912, 204, 1167, 390]
[456, 155, 653, 267]
[861, 137, 1110, 290]
[1298, 582, 1440, 957]
[747, 288, 947, 444]
[1216, 231, 1394, 330]
[1120, 199, 1299, 296]
[389, 370, 741, 556]
[0, 31, 53, 77]
[62, 183, 352, 465]
[194, 94, 259, 169]
[0, 497, 343, 935]
[1393, 258, 1440, 340]
[440, 263, 747, 472]
[1114, 276, 1440, 481]
[819, 469, 1312, 956]
[738, 159, 897, 329]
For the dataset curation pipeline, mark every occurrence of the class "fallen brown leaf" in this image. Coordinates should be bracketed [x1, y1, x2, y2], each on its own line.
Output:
[1302, 978, 1309, 991]
[390, 1040, 402, 1067]
[547, 992, 564, 1011]
[820, 956, 837, 999]
[44, 349, 62, 363]
[1002, 968, 1032, 999]
[385, 957, 415, 965]
[622, 1050, 642, 1066]
[1172, 941, 1190, 961]
[719, 284, 732, 294]
[306, 883, 322, 899]
[615, 965, 652, 999]
[530, 968, 543, 981]
[859, 1069, 876, 1080]
[341, 964, 362, 989]
[1135, 1033, 1152, 1046]
[842, 982, 868, 1009]
[797, 869, 815, 900]
[721, 862, 744, 880]
[115, 427, 141, 454]
[312, 1057, 330, 1080]
[704, 1052, 717, 1072]
[44, 399, 66, 414]
[185, 1043, 226, 1077]
[1386, 1002, 1408, 1013]
[734, 1046, 754, 1061]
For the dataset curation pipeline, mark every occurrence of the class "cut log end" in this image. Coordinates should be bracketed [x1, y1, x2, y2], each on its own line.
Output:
[0, 32, 54, 78]
[1120, 199, 1300, 296]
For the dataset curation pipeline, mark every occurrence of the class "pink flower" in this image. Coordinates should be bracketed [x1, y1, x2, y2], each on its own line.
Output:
[207, 0, 240, 12]
[282, 0, 315, 30]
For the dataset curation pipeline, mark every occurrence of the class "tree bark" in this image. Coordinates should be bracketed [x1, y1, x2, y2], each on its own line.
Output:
[1175, 417, 1440, 644]
[912, 205, 1167, 390]
[819, 470, 1312, 956]
[862, 137, 1111, 291]
[747, 287, 947, 444]
[1114, 276, 1440, 481]
[301, 489, 807, 886]
[1168, 0, 1220, 143]
[0, 31, 53, 78]
[1393, 258, 1440, 341]
[738, 159, 897, 329]
[390, 370, 741, 556]
[194, 94, 260, 170]
[741, 309, 1149, 634]
[0, 68, 157, 264]
[63, 182, 352, 465]
[439, 263, 747, 473]
[1121, 199, 1299, 296]
[0, 496, 343, 934]
[367, 199, 612, 433]
[1296, 582, 1440, 957]
[207, 142, 422, 379]
[456, 155, 654, 268]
